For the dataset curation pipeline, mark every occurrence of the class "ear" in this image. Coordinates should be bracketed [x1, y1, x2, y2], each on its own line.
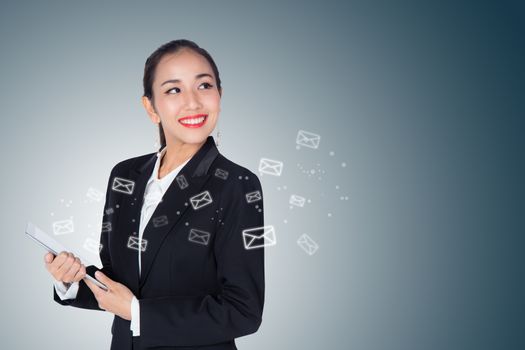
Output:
[142, 96, 161, 124]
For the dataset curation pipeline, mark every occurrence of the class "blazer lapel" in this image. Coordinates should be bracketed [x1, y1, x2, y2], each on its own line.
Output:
[117, 153, 156, 294]
[138, 136, 219, 288]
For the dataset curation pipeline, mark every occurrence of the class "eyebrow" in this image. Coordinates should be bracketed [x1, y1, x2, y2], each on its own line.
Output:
[160, 73, 214, 86]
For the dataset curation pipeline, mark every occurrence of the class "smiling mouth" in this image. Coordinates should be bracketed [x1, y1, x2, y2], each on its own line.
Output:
[178, 114, 208, 128]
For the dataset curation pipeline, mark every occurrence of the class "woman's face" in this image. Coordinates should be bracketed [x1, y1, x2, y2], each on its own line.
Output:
[143, 48, 222, 146]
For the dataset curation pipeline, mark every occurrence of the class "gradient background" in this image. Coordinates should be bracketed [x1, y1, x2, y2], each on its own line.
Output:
[1, 0, 524, 349]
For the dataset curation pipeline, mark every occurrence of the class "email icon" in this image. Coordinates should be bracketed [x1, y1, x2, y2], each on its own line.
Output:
[127, 236, 147, 252]
[258, 158, 283, 176]
[176, 174, 189, 189]
[297, 233, 319, 255]
[188, 228, 211, 246]
[86, 187, 104, 202]
[152, 215, 169, 228]
[101, 221, 112, 233]
[289, 194, 306, 207]
[242, 225, 276, 250]
[83, 237, 102, 255]
[296, 130, 321, 149]
[190, 190, 213, 210]
[112, 177, 135, 195]
[214, 168, 229, 180]
[52, 219, 74, 235]
[246, 190, 262, 203]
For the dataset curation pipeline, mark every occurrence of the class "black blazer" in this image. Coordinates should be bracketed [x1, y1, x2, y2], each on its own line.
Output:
[53, 136, 265, 350]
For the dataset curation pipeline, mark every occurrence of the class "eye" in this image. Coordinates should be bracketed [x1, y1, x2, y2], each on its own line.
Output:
[166, 87, 180, 94]
[199, 82, 214, 90]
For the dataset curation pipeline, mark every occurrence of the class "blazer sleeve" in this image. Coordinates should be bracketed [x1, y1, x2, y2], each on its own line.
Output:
[53, 165, 118, 310]
[139, 171, 265, 347]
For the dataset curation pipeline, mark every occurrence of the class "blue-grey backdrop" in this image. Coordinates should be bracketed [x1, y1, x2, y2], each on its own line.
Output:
[1, 0, 524, 349]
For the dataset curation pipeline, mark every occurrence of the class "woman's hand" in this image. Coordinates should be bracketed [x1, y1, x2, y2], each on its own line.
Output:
[44, 252, 86, 284]
[85, 271, 134, 321]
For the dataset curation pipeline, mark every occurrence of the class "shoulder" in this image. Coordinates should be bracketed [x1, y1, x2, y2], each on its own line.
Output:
[109, 152, 156, 176]
[212, 153, 262, 192]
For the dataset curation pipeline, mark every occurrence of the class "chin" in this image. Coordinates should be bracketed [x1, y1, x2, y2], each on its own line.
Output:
[174, 130, 213, 145]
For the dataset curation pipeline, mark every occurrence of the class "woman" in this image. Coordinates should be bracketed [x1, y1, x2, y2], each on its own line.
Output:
[44, 39, 265, 350]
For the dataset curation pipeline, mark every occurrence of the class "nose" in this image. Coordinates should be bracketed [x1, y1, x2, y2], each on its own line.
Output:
[182, 90, 202, 110]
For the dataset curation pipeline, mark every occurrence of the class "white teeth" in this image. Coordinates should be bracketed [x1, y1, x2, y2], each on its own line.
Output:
[180, 116, 206, 125]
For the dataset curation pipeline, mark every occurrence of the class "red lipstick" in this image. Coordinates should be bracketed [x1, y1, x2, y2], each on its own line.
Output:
[178, 114, 208, 128]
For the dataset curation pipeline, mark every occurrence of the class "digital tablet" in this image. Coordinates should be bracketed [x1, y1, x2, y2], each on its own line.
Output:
[25, 221, 109, 291]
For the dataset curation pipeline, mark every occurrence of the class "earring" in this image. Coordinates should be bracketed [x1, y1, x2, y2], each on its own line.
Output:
[215, 118, 221, 148]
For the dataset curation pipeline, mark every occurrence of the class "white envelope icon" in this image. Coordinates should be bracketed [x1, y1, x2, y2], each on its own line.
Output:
[289, 194, 305, 207]
[258, 158, 283, 176]
[112, 177, 135, 195]
[176, 174, 189, 189]
[86, 187, 104, 202]
[297, 233, 319, 255]
[296, 130, 321, 149]
[127, 236, 147, 252]
[101, 221, 112, 233]
[52, 219, 74, 235]
[214, 168, 229, 180]
[83, 237, 103, 255]
[152, 215, 169, 228]
[245, 190, 262, 203]
[242, 225, 276, 250]
[188, 229, 211, 246]
[190, 190, 213, 210]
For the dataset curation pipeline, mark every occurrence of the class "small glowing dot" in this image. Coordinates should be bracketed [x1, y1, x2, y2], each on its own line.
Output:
[211, 217, 214, 220]
[296, 145, 300, 150]
[50, 212, 54, 216]
[184, 202, 188, 206]
[176, 211, 180, 215]
[310, 169, 315, 174]
[341, 162, 347, 167]
[238, 176, 242, 180]
[131, 202, 134, 206]
[277, 187, 281, 191]
[284, 219, 288, 224]
[335, 185, 340, 189]
[307, 199, 312, 203]
[329, 151, 335, 156]
[185, 222, 189, 226]
[258, 209, 262, 212]
[345, 196, 349, 200]
[116, 204, 120, 208]
[283, 185, 287, 190]
[245, 176, 249, 180]
[328, 213, 332, 217]
[132, 219, 135, 223]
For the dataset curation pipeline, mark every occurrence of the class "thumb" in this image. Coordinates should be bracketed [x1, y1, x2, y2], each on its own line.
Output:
[44, 253, 54, 264]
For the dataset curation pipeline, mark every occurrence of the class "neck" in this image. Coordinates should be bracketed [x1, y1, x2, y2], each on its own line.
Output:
[159, 138, 206, 176]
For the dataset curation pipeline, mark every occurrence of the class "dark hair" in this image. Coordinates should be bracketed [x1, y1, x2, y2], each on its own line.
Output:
[142, 39, 222, 149]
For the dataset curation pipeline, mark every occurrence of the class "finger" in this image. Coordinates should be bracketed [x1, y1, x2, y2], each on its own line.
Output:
[44, 252, 54, 264]
[49, 251, 68, 271]
[72, 265, 86, 283]
[56, 253, 76, 279]
[84, 277, 99, 296]
[63, 258, 82, 283]
[94, 271, 112, 286]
